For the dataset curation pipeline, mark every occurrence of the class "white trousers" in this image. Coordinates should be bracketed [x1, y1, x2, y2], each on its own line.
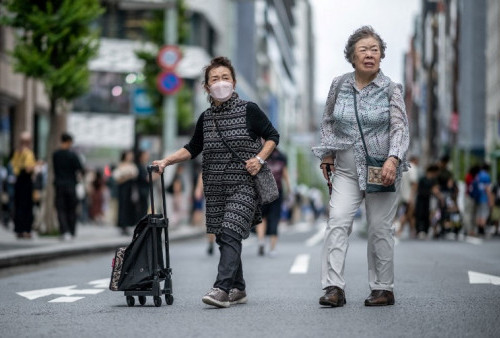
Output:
[321, 149, 399, 292]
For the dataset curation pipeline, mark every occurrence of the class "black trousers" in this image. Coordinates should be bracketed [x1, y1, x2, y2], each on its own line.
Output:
[55, 185, 78, 236]
[213, 228, 245, 293]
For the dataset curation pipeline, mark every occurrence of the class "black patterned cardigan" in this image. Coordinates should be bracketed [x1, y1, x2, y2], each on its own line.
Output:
[184, 94, 279, 239]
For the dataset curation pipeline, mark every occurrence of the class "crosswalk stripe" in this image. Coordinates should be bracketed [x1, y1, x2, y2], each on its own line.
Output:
[290, 254, 310, 274]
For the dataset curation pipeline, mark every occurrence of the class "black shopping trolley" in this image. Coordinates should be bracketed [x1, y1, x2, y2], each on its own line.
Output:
[109, 165, 173, 307]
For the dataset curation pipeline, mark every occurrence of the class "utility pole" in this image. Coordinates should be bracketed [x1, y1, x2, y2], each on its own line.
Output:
[162, 0, 177, 156]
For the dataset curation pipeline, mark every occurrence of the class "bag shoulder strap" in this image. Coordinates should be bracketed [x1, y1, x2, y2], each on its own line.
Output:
[352, 92, 369, 157]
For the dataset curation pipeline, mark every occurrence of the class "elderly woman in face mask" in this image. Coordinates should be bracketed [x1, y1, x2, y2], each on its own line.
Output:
[153, 56, 279, 308]
[312, 26, 409, 307]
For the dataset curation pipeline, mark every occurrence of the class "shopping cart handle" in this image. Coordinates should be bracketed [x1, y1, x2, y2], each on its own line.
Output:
[147, 165, 160, 173]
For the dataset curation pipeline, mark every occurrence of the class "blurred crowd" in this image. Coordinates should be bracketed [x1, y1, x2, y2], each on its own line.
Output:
[5, 131, 498, 244]
[0, 131, 327, 243]
[394, 155, 500, 240]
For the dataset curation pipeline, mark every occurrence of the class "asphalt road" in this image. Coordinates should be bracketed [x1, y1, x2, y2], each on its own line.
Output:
[1, 220, 499, 338]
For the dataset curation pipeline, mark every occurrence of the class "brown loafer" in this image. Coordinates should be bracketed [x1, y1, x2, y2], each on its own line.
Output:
[319, 286, 346, 307]
[364, 290, 395, 306]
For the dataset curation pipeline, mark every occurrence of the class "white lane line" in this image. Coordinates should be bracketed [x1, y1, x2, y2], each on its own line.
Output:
[290, 254, 310, 274]
[89, 279, 110, 288]
[305, 225, 325, 247]
[49, 297, 85, 303]
[468, 271, 500, 285]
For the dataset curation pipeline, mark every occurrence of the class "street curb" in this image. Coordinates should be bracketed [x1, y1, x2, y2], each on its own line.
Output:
[0, 228, 205, 269]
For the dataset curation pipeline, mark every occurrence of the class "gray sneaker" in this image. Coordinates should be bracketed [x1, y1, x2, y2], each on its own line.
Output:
[202, 288, 230, 308]
[228, 288, 247, 305]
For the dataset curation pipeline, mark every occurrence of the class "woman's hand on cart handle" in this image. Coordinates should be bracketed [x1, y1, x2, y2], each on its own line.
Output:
[151, 159, 169, 174]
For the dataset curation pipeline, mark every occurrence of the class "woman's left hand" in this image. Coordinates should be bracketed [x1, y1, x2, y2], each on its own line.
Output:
[381, 158, 398, 186]
[245, 157, 262, 176]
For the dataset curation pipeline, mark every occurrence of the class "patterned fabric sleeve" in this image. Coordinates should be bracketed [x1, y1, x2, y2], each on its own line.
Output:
[388, 83, 410, 167]
[311, 75, 342, 160]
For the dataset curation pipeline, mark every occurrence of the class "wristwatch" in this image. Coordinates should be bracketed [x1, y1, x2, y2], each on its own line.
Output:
[255, 156, 266, 165]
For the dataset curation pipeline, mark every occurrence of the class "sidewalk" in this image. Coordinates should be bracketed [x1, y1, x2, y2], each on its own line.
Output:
[0, 221, 205, 269]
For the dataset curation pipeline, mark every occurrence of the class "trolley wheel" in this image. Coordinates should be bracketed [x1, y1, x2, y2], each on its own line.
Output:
[153, 296, 162, 307]
[166, 294, 174, 305]
[126, 296, 135, 307]
[138, 296, 147, 306]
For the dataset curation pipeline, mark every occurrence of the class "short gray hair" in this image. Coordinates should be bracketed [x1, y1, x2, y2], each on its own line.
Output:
[344, 26, 386, 68]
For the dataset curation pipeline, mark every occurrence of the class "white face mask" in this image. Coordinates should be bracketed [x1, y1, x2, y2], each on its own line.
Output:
[209, 81, 234, 102]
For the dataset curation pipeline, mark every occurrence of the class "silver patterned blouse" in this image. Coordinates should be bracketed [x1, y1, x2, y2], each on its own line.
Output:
[312, 71, 409, 191]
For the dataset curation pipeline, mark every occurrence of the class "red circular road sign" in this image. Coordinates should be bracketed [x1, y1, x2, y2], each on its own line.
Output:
[156, 71, 183, 95]
[157, 45, 182, 70]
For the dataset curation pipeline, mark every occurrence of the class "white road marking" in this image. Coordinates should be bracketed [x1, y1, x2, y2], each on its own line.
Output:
[291, 222, 314, 234]
[290, 254, 310, 274]
[305, 225, 325, 247]
[89, 279, 110, 288]
[49, 297, 85, 303]
[17, 285, 105, 300]
[468, 271, 500, 285]
[463, 236, 483, 245]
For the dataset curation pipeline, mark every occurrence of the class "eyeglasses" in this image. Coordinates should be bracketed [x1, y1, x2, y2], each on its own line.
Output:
[356, 48, 380, 56]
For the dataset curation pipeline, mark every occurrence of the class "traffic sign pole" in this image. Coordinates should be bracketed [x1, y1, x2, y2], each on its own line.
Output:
[163, 1, 177, 157]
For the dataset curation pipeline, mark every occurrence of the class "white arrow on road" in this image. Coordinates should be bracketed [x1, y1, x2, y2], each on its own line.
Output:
[17, 285, 105, 300]
[89, 278, 110, 288]
[468, 271, 500, 285]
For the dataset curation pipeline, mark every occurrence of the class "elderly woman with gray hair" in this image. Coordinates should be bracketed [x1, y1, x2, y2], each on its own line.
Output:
[312, 26, 409, 307]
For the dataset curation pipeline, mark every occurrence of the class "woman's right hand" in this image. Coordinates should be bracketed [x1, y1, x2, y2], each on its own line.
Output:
[152, 159, 168, 174]
[320, 162, 335, 181]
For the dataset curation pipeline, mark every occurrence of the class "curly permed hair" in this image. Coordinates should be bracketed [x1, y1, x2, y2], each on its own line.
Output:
[344, 26, 386, 68]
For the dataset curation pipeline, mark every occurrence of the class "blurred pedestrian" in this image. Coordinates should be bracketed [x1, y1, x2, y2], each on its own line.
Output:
[0, 160, 12, 228]
[256, 148, 290, 257]
[53, 132, 84, 240]
[89, 169, 106, 223]
[166, 164, 185, 227]
[489, 174, 500, 236]
[112, 150, 138, 236]
[312, 26, 409, 307]
[191, 169, 205, 227]
[463, 165, 480, 237]
[395, 155, 419, 238]
[135, 150, 150, 221]
[415, 164, 441, 239]
[435, 155, 459, 238]
[192, 172, 215, 255]
[153, 56, 279, 308]
[10, 131, 36, 239]
[474, 163, 493, 237]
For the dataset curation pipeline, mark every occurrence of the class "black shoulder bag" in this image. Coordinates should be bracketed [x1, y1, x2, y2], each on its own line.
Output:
[212, 117, 279, 204]
[353, 91, 396, 193]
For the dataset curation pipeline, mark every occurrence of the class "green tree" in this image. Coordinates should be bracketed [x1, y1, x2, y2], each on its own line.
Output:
[135, 0, 194, 137]
[1, 0, 104, 234]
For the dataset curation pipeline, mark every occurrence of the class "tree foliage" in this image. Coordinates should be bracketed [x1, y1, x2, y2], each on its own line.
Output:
[1, 0, 104, 107]
[1, 0, 104, 234]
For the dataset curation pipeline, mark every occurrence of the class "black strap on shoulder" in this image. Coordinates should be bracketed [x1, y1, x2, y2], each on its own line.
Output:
[352, 91, 369, 157]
